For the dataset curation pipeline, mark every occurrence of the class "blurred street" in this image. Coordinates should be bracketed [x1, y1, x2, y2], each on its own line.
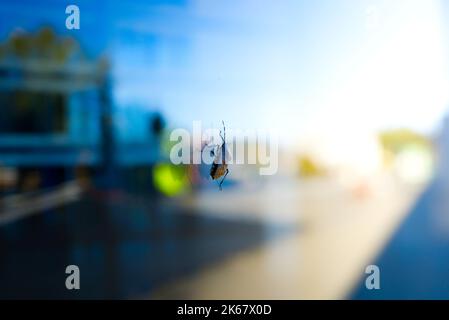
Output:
[0, 173, 423, 299]
[0, 186, 290, 299]
[152, 175, 422, 299]
[352, 173, 449, 299]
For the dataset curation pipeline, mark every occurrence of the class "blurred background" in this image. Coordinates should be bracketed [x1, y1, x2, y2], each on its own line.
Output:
[1, 0, 449, 299]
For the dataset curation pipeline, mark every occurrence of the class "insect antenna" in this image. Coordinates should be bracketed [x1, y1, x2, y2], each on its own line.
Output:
[222, 120, 226, 142]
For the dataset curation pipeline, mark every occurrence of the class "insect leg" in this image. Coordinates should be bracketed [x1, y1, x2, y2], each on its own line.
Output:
[218, 169, 229, 191]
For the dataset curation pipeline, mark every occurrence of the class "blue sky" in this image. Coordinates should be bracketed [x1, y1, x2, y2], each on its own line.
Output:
[1, 0, 449, 145]
[112, 0, 449, 145]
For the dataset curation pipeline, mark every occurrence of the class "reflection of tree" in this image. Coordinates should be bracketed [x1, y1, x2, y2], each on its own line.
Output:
[379, 129, 432, 154]
[0, 27, 81, 62]
[379, 129, 434, 168]
[298, 154, 326, 178]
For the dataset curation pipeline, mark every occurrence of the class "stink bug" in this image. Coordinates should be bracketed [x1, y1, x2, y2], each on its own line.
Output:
[206, 121, 229, 190]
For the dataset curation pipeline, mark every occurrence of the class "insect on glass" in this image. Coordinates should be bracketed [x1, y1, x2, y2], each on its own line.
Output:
[209, 121, 229, 190]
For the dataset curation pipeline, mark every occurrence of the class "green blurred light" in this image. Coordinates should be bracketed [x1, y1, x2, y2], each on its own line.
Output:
[153, 163, 188, 196]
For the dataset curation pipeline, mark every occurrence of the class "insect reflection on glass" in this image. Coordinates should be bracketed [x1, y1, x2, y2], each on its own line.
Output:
[203, 121, 229, 190]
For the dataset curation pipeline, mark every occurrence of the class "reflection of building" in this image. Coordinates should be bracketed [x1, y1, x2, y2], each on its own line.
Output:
[0, 29, 162, 193]
[0, 31, 109, 192]
[0, 59, 105, 167]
